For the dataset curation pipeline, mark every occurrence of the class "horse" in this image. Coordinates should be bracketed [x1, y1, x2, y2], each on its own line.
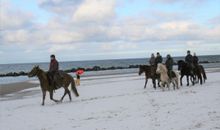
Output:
[195, 64, 207, 83]
[177, 60, 195, 86]
[156, 63, 179, 91]
[28, 66, 79, 106]
[138, 65, 160, 89]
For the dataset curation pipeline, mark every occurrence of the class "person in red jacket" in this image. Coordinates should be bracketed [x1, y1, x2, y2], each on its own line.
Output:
[48, 54, 59, 88]
[49, 54, 59, 72]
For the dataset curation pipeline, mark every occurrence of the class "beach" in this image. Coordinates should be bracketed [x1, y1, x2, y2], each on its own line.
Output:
[1, 0, 220, 129]
[0, 70, 220, 130]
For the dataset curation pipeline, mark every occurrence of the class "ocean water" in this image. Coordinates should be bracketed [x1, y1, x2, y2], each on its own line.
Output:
[0, 55, 220, 84]
[1, 55, 220, 74]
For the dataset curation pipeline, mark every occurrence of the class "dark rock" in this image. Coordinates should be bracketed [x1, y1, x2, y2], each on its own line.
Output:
[92, 66, 101, 71]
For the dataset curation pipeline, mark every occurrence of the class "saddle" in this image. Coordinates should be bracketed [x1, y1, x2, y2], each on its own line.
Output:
[47, 71, 64, 90]
[167, 71, 176, 79]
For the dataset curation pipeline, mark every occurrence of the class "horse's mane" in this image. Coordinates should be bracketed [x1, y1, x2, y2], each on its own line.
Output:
[178, 60, 185, 64]
[158, 63, 168, 73]
[37, 67, 48, 80]
[178, 60, 187, 66]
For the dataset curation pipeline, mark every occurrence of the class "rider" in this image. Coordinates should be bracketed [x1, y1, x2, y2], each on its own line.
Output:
[165, 54, 174, 78]
[48, 54, 59, 88]
[149, 53, 155, 66]
[193, 52, 199, 65]
[155, 52, 163, 66]
[185, 50, 194, 69]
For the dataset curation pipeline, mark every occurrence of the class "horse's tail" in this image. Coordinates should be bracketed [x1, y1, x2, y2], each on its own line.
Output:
[71, 78, 79, 97]
[200, 65, 207, 80]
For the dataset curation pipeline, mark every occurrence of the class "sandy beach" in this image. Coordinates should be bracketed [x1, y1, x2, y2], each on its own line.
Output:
[0, 70, 220, 130]
[0, 81, 39, 96]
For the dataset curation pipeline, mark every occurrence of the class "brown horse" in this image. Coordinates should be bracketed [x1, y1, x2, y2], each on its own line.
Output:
[138, 65, 160, 89]
[28, 66, 79, 106]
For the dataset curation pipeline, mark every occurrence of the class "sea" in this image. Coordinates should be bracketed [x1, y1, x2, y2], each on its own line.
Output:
[0, 55, 220, 84]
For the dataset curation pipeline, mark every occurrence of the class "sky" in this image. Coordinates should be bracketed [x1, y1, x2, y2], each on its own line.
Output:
[0, 0, 220, 64]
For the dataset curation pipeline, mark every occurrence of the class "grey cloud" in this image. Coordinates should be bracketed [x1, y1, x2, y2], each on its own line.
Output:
[209, 15, 220, 25]
[38, 0, 83, 15]
[0, 3, 33, 31]
[1, 0, 219, 54]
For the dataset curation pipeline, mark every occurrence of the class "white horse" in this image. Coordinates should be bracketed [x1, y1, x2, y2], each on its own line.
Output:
[156, 63, 179, 91]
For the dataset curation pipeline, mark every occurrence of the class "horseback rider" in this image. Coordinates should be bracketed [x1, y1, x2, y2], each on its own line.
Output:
[165, 54, 174, 78]
[193, 52, 199, 65]
[185, 50, 194, 70]
[149, 53, 155, 66]
[155, 52, 163, 66]
[48, 54, 60, 88]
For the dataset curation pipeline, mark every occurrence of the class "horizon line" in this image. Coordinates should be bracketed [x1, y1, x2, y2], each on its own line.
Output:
[1, 54, 219, 65]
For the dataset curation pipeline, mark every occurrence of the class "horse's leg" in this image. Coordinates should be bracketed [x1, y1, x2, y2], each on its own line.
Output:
[175, 78, 179, 89]
[67, 89, 72, 101]
[66, 88, 72, 101]
[152, 78, 156, 89]
[203, 71, 206, 83]
[190, 75, 195, 86]
[172, 80, 175, 90]
[161, 82, 165, 91]
[144, 78, 148, 89]
[186, 76, 189, 86]
[42, 90, 46, 106]
[60, 89, 67, 102]
[49, 90, 59, 103]
[198, 73, 203, 85]
[180, 75, 183, 86]
[157, 78, 161, 87]
[65, 83, 72, 101]
[195, 67, 202, 84]
[201, 66, 207, 82]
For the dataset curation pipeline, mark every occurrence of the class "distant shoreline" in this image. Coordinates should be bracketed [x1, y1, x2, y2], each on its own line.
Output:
[0, 60, 219, 77]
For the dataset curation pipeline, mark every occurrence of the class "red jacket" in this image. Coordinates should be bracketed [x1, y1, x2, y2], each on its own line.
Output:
[49, 59, 59, 72]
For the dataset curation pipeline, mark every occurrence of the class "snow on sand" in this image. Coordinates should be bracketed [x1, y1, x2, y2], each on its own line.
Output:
[0, 72, 220, 130]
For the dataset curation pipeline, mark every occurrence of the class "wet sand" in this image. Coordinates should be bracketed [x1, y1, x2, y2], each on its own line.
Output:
[0, 81, 39, 96]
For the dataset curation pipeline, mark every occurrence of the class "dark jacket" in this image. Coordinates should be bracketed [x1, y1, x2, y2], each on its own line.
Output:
[149, 57, 155, 66]
[165, 57, 174, 70]
[185, 54, 193, 64]
[49, 59, 59, 72]
[193, 56, 199, 65]
[155, 55, 163, 65]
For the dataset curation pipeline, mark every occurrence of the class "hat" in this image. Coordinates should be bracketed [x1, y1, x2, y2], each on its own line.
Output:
[50, 54, 55, 58]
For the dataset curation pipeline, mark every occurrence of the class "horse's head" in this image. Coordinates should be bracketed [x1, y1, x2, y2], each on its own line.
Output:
[138, 65, 144, 75]
[139, 65, 151, 76]
[28, 66, 40, 77]
[156, 63, 167, 74]
[177, 60, 185, 70]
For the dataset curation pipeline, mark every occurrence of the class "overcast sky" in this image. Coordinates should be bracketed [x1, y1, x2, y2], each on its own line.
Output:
[0, 0, 220, 64]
